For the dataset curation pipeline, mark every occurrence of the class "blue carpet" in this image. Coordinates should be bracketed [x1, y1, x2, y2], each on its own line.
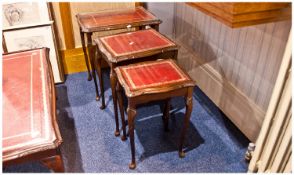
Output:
[4, 70, 249, 173]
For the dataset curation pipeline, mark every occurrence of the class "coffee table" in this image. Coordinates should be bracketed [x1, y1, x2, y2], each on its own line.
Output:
[76, 6, 161, 100]
[95, 29, 178, 136]
[115, 59, 196, 169]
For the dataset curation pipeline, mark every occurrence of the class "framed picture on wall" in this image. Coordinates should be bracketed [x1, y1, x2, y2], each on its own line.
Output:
[3, 23, 64, 83]
[2, 2, 51, 30]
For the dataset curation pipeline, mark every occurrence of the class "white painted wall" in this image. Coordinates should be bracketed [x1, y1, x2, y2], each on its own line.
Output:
[174, 3, 291, 141]
[145, 2, 175, 39]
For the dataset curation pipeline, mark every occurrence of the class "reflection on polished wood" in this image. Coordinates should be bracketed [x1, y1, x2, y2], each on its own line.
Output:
[76, 7, 161, 33]
[187, 2, 291, 28]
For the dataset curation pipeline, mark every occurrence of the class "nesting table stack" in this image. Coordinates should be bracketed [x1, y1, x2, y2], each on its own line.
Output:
[76, 7, 162, 101]
[77, 6, 196, 169]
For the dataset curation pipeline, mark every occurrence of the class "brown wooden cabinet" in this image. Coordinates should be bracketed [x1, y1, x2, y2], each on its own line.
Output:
[187, 2, 291, 28]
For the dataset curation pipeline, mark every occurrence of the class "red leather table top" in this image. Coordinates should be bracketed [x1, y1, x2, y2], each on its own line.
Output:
[77, 7, 160, 32]
[96, 29, 177, 63]
[116, 59, 194, 97]
[3, 48, 60, 162]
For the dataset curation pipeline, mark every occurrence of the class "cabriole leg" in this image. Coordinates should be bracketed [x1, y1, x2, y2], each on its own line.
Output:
[110, 68, 120, 136]
[127, 104, 137, 169]
[163, 99, 170, 132]
[79, 29, 92, 81]
[87, 33, 100, 101]
[179, 87, 193, 158]
[117, 83, 127, 141]
[96, 49, 105, 108]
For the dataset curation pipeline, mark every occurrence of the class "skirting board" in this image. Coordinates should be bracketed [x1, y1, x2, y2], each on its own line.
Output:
[177, 40, 265, 142]
[60, 47, 108, 74]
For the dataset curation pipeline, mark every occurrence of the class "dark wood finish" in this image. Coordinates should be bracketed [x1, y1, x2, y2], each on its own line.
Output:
[76, 7, 161, 33]
[76, 7, 162, 96]
[163, 99, 171, 132]
[2, 34, 8, 53]
[117, 83, 127, 140]
[115, 59, 196, 169]
[187, 2, 291, 28]
[79, 27, 92, 81]
[95, 49, 105, 108]
[87, 33, 100, 100]
[94, 29, 178, 136]
[59, 2, 75, 49]
[41, 150, 64, 172]
[2, 48, 64, 172]
[4, 148, 64, 172]
[110, 66, 120, 136]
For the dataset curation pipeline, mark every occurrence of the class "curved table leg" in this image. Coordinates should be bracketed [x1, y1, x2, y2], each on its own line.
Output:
[87, 33, 100, 101]
[151, 24, 159, 31]
[163, 99, 170, 132]
[117, 83, 127, 141]
[179, 87, 193, 158]
[79, 29, 92, 81]
[110, 68, 120, 136]
[96, 48, 105, 109]
[127, 104, 137, 169]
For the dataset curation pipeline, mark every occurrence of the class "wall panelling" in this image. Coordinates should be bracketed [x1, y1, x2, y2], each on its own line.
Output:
[174, 3, 291, 141]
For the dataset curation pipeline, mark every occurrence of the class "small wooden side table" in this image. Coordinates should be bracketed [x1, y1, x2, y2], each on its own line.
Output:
[115, 59, 196, 169]
[3, 48, 64, 172]
[94, 29, 178, 136]
[76, 7, 161, 100]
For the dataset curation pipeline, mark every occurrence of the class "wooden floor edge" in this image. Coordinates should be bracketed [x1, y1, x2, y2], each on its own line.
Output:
[59, 47, 108, 74]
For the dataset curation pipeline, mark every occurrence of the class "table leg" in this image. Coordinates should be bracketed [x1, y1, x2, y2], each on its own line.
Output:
[163, 99, 170, 132]
[178, 87, 193, 158]
[41, 148, 64, 172]
[79, 29, 92, 81]
[110, 68, 120, 136]
[127, 103, 137, 169]
[173, 49, 178, 61]
[151, 24, 159, 31]
[86, 33, 100, 101]
[96, 48, 105, 109]
[117, 83, 127, 141]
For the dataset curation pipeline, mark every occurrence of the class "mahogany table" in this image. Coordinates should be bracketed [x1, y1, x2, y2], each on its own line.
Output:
[2, 48, 64, 172]
[76, 6, 161, 100]
[94, 29, 178, 137]
[115, 59, 196, 169]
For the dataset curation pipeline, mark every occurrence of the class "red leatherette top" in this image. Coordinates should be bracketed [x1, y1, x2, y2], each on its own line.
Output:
[77, 7, 160, 32]
[3, 48, 60, 162]
[116, 59, 195, 97]
[96, 29, 177, 63]
[101, 29, 175, 56]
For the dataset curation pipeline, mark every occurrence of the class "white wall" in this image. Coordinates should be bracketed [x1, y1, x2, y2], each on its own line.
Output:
[174, 3, 291, 141]
[146, 2, 175, 39]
